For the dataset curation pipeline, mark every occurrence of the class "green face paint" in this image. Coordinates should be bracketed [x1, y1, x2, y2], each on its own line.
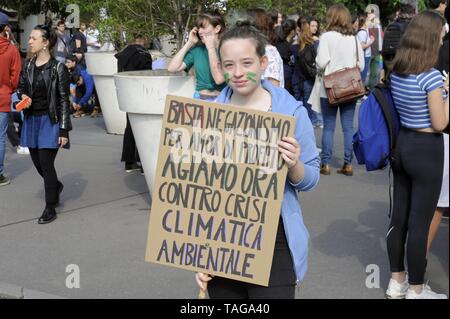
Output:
[246, 71, 257, 83]
[224, 72, 230, 83]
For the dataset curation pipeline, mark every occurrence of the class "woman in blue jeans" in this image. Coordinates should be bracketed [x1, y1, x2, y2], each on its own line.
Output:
[320, 98, 356, 175]
[313, 4, 364, 176]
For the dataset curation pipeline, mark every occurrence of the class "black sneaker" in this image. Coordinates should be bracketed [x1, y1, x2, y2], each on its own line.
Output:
[0, 174, 10, 187]
[38, 208, 57, 224]
[125, 162, 141, 173]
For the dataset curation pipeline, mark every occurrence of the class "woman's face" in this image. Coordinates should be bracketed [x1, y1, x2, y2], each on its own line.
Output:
[310, 21, 318, 35]
[28, 29, 47, 55]
[220, 38, 267, 96]
[198, 21, 220, 43]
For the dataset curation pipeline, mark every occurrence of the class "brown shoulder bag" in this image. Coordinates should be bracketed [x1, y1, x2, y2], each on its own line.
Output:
[323, 36, 366, 106]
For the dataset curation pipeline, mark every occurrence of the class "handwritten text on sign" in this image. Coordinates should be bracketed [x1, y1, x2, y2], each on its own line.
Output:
[145, 95, 294, 286]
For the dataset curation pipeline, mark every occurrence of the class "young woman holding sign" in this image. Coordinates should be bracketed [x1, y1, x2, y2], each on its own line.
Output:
[195, 22, 320, 299]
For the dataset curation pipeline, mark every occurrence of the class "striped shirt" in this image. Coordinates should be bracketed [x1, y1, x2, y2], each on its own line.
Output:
[391, 69, 444, 129]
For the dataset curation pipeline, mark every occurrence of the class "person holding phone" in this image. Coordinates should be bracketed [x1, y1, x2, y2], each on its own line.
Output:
[168, 12, 226, 101]
[17, 24, 72, 224]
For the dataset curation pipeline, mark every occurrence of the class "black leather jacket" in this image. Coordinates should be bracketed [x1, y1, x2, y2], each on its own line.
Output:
[18, 57, 72, 132]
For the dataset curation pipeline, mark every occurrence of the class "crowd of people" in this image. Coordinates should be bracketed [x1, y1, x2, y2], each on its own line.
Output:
[0, 0, 448, 300]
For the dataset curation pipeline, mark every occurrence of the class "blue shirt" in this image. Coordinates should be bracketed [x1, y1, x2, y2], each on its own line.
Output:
[216, 80, 320, 283]
[72, 65, 94, 107]
[391, 69, 444, 129]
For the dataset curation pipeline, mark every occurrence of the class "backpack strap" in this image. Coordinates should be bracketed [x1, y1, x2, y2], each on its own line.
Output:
[354, 36, 359, 68]
[373, 82, 398, 219]
[373, 83, 397, 152]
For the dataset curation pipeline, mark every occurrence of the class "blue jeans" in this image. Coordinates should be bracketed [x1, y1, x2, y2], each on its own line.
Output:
[0, 112, 9, 175]
[302, 79, 323, 126]
[320, 98, 356, 165]
[361, 56, 371, 84]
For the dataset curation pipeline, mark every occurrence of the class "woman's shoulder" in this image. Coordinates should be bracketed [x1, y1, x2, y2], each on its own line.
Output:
[321, 31, 352, 40]
[265, 45, 282, 59]
[416, 68, 443, 87]
[320, 31, 337, 38]
[417, 68, 442, 77]
[189, 44, 206, 53]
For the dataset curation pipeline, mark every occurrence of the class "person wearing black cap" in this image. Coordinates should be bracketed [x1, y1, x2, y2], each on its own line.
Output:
[430, 0, 449, 33]
[0, 11, 21, 187]
[430, 0, 448, 15]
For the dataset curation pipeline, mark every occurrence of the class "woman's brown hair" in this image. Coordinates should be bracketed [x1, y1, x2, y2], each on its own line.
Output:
[325, 4, 353, 36]
[299, 21, 315, 51]
[392, 10, 445, 75]
[246, 8, 276, 45]
[196, 11, 225, 35]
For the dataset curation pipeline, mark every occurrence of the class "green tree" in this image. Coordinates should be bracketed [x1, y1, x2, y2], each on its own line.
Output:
[0, 0, 65, 18]
[65, 0, 225, 51]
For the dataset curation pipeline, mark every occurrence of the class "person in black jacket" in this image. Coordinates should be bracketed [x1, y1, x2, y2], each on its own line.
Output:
[17, 24, 72, 224]
[115, 34, 152, 172]
[274, 19, 296, 95]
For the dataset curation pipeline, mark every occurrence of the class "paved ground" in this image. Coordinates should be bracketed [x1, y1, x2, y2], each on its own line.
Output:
[0, 115, 447, 299]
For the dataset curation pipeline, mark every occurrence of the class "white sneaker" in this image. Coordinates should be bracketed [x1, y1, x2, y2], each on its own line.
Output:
[17, 146, 30, 155]
[406, 284, 448, 299]
[386, 277, 409, 299]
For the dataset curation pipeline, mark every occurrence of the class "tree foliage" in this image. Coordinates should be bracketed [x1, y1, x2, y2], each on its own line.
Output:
[1, 0, 432, 52]
[0, 0, 65, 18]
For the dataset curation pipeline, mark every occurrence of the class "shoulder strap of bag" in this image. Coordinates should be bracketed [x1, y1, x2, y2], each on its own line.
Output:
[354, 36, 360, 68]
[373, 84, 396, 151]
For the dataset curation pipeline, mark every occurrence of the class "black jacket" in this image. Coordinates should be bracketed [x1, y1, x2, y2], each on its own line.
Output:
[18, 57, 72, 134]
[115, 44, 152, 72]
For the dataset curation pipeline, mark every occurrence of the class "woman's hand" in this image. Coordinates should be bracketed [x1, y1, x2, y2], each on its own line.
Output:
[195, 272, 213, 292]
[278, 136, 301, 169]
[21, 95, 32, 109]
[203, 32, 217, 50]
[188, 27, 199, 46]
[59, 137, 69, 148]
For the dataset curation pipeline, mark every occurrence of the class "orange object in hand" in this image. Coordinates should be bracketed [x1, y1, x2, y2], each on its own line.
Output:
[15, 96, 32, 111]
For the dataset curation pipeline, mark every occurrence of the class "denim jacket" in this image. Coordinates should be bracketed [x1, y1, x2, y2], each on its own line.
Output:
[215, 80, 320, 284]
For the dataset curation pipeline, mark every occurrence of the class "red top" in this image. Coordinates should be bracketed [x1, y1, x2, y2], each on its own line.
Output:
[0, 36, 21, 112]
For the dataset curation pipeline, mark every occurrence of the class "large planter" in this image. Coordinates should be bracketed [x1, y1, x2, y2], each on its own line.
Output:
[85, 52, 126, 135]
[114, 70, 195, 195]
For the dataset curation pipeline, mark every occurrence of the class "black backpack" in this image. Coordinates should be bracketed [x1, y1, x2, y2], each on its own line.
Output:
[382, 21, 408, 61]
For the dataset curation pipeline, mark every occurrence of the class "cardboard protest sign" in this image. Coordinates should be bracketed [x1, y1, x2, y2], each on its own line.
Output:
[145, 95, 295, 286]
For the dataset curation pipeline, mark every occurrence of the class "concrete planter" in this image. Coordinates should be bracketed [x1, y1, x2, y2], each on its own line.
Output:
[85, 52, 126, 135]
[114, 70, 195, 194]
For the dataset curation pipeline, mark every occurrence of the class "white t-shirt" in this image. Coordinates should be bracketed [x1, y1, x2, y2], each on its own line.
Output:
[86, 28, 101, 52]
[262, 44, 285, 88]
[357, 29, 372, 58]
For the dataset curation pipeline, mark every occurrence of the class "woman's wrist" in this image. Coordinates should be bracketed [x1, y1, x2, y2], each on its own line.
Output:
[59, 129, 69, 138]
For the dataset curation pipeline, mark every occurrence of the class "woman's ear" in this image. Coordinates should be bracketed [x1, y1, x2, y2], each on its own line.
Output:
[214, 25, 222, 35]
[260, 55, 269, 72]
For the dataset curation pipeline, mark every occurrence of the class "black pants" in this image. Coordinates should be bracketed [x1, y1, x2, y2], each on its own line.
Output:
[121, 114, 140, 163]
[207, 219, 296, 299]
[387, 128, 444, 285]
[29, 148, 59, 209]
